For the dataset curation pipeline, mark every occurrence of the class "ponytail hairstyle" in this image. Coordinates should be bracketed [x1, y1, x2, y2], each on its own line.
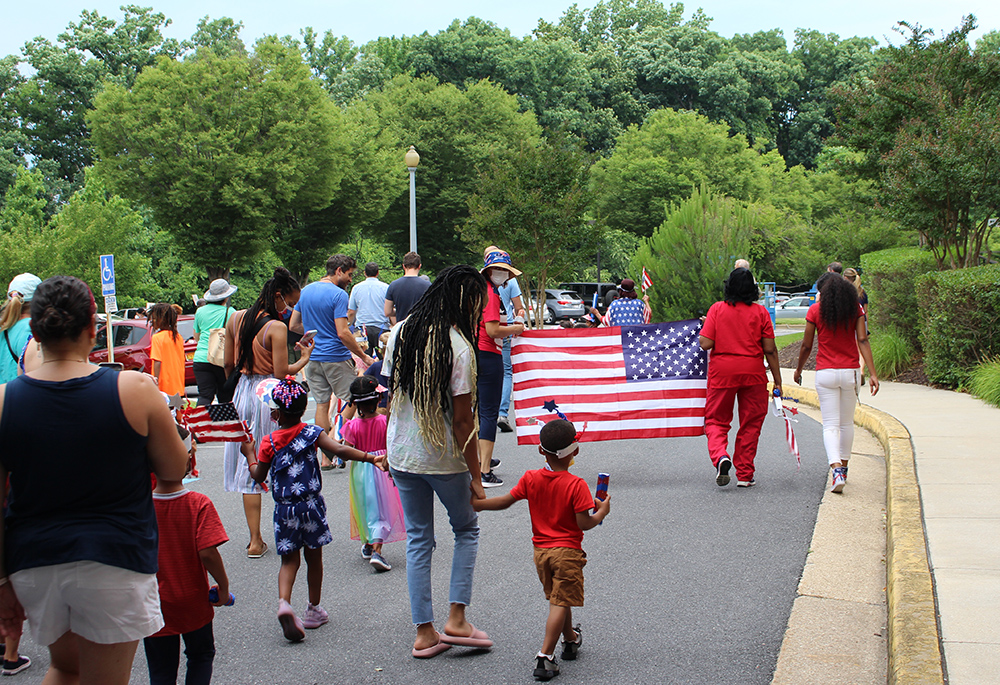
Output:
[147, 302, 179, 342]
[235, 267, 300, 373]
[390, 265, 487, 454]
[0, 294, 25, 332]
[29, 276, 97, 346]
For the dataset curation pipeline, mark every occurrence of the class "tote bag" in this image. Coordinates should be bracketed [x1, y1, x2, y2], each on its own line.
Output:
[206, 307, 232, 367]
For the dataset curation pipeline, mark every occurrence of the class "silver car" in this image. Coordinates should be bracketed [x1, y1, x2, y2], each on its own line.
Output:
[529, 289, 586, 324]
[775, 296, 813, 319]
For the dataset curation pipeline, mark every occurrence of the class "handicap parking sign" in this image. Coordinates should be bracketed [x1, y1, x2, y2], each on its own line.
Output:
[100, 254, 115, 296]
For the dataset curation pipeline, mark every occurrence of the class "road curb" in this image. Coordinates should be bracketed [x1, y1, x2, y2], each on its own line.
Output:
[778, 384, 945, 685]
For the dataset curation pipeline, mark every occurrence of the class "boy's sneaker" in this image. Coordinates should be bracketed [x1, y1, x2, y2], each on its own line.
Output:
[277, 599, 305, 642]
[482, 471, 504, 488]
[302, 603, 329, 629]
[716, 457, 732, 486]
[561, 625, 582, 661]
[490, 457, 501, 469]
[831, 467, 847, 493]
[737, 479, 756, 488]
[361, 543, 373, 560]
[370, 552, 392, 572]
[1, 656, 30, 676]
[533, 655, 560, 681]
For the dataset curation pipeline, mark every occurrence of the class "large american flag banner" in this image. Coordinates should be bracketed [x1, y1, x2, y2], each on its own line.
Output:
[512, 321, 708, 444]
[180, 403, 252, 443]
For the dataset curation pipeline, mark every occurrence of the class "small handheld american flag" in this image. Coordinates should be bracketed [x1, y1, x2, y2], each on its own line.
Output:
[641, 267, 653, 292]
[181, 403, 252, 443]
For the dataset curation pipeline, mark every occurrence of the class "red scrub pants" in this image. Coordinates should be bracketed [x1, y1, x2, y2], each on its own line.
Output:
[704, 383, 769, 482]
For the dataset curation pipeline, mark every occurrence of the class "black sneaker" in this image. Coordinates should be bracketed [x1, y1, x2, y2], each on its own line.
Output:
[490, 457, 501, 469]
[533, 655, 560, 681]
[482, 471, 504, 488]
[561, 625, 582, 661]
[716, 457, 732, 486]
[497, 417, 513, 433]
[2, 655, 31, 675]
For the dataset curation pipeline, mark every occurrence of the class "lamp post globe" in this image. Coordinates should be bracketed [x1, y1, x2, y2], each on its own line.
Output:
[406, 146, 419, 253]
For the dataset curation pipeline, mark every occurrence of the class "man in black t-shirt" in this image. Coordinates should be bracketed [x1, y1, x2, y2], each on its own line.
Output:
[384, 251, 431, 323]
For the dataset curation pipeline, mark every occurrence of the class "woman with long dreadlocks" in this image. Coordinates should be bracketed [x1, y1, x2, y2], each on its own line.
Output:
[794, 273, 879, 493]
[223, 268, 314, 558]
[383, 265, 494, 659]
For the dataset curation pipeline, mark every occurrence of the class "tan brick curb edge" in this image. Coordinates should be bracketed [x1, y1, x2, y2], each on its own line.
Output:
[778, 384, 945, 685]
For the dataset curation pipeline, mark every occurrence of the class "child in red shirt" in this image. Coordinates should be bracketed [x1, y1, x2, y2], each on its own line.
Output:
[144, 427, 230, 685]
[474, 419, 610, 682]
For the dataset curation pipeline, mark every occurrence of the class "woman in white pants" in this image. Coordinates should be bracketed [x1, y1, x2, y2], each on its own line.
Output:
[793, 273, 879, 492]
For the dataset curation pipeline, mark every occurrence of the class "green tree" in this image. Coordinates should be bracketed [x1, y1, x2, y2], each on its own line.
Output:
[359, 75, 543, 269]
[89, 37, 350, 279]
[632, 184, 754, 321]
[590, 107, 775, 238]
[462, 136, 600, 327]
[0, 168, 49, 285]
[834, 17, 1000, 269]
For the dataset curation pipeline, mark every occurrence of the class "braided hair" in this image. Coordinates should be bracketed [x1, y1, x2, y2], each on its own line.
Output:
[236, 267, 299, 374]
[390, 265, 487, 454]
[817, 273, 859, 331]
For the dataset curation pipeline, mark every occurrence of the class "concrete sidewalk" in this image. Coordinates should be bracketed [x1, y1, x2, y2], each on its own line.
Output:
[793, 370, 999, 684]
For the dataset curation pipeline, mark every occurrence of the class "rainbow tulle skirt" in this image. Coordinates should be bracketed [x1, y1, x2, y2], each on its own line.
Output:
[348, 454, 406, 544]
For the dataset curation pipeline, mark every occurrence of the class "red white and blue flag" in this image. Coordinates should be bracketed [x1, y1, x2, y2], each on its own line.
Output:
[641, 267, 653, 291]
[181, 403, 252, 443]
[512, 321, 707, 444]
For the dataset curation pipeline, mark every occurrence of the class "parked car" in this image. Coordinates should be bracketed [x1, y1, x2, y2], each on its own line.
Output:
[89, 315, 197, 385]
[558, 282, 618, 313]
[775, 296, 814, 320]
[529, 289, 586, 324]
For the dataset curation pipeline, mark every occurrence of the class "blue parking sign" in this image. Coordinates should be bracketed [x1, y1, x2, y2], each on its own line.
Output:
[100, 254, 116, 296]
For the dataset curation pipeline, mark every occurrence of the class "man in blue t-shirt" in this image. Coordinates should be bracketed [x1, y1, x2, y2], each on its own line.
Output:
[290, 254, 373, 468]
[384, 251, 430, 323]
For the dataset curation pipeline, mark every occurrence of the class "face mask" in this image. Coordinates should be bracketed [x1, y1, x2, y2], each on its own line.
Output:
[490, 270, 508, 286]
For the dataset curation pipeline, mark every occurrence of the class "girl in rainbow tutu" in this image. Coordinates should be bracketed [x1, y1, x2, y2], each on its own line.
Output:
[341, 375, 406, 571]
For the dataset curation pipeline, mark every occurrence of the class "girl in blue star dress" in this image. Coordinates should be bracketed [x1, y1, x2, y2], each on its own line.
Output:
[248, 377, 388, 642]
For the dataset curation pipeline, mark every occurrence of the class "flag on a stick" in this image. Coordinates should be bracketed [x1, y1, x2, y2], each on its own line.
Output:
[181, 403, 252, 443]
[641, 267, 653, 291]
[512, 321, 707, 444]
[771, 392, 800, 467]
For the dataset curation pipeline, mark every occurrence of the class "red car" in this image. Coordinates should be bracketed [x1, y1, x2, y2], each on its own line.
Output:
[90, 315, 198, 386]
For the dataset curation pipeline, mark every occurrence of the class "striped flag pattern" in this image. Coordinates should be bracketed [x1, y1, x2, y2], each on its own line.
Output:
[641, 267, 653, 291]
[181, 403, 252, 443]
[771, 395, 801, 467]
[512, 321, 708, 445]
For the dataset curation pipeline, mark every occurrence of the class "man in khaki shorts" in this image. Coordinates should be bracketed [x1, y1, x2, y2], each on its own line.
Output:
[290, 254, 373, 468]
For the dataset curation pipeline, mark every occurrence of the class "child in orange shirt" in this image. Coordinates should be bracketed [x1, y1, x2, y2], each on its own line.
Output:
[149, 303, 186, 398]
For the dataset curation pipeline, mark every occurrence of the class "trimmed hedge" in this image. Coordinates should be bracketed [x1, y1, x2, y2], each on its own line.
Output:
[860, 247, 938, 349]
[916, 264, 1000, 388]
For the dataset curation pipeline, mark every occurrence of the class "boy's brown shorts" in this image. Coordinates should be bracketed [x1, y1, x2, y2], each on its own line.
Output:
[533, 547, 587, 607]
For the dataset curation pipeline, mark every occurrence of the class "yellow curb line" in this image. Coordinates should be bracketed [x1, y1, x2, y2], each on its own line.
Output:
[777, 384, 944, 685]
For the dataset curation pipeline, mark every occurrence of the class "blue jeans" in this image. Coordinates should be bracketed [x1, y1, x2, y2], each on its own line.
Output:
[499, 337, 513, 418]
[476, 349, 503, 441]
[390, 469, 480, 625]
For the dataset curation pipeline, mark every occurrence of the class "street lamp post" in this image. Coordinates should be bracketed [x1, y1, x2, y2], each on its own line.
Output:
[405, 146, 420, 253]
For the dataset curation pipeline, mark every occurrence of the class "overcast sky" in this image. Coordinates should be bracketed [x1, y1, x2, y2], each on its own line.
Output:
[3, 0, 997, 58]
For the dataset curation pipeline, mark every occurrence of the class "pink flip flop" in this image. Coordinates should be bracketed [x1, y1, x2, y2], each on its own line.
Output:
[440, 625, 494, 648]
[412, 634, 452, 659]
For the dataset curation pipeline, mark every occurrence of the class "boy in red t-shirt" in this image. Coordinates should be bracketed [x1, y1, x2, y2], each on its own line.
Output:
[474, 419, 610, 682]
[144, 427, 230, 685]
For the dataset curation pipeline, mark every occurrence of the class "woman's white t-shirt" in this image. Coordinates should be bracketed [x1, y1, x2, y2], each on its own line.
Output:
[384, 324, 474, 475]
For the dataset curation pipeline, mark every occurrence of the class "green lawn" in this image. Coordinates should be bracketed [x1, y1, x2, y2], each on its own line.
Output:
[775, 318, 808, 327]
[775, 332, 804, 350]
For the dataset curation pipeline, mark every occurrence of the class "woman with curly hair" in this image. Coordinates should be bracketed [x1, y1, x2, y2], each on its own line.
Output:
[699, 267, 782, 488]
[383, 264, 492, 659]
[794, 273, 880, 493]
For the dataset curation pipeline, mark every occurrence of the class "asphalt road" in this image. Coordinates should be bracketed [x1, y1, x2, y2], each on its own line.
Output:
[12, 407, 828, 684]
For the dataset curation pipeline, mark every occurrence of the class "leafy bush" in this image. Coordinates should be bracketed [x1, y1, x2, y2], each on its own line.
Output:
[916, 264, 1000, 388]
[868, 327, 914, 379]
[969, 358, 1000, 409]
[860, 247, 937, 348]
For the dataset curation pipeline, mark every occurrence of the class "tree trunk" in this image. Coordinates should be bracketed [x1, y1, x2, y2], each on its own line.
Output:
[206, 266, 230, 280]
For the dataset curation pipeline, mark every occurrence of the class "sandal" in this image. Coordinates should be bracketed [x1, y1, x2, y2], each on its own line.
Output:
[247, 542, 268, 559]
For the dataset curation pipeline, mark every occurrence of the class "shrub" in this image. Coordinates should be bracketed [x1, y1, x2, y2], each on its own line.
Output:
[868, 327, 914, 379]
[916, 264, 1000, 388]
[969, 358, 1000, 409]
[860, 247, 937, 349]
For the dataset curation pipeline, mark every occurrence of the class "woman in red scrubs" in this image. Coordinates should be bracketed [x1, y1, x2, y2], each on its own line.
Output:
[699, 268, 783, 487]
